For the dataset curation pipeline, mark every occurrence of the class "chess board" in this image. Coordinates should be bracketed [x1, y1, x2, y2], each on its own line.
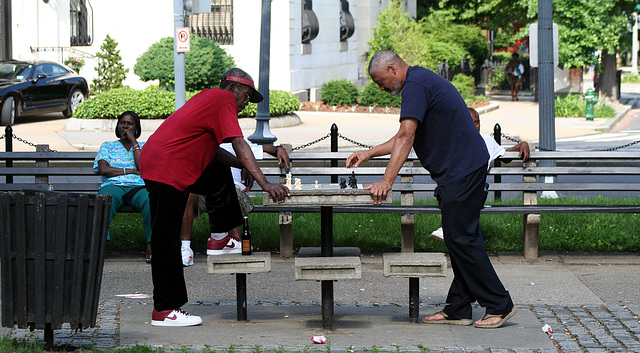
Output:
[263, 183, 392, 206]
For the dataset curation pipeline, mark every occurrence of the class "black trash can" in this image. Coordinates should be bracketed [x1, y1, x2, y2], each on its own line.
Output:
[0, 190, 111, 347]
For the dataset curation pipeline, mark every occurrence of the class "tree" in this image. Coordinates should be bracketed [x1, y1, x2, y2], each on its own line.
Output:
[92, 34, 129, 94]
[134, 36, 235, 91]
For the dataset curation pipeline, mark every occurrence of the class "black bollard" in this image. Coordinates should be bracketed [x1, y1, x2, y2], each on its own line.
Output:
[493, 123, 502, 201]
[331, 123, 338, 184]
[5, 125, 13, 183]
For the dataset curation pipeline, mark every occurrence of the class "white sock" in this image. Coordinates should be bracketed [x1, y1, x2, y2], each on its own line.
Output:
[210, 232, 227, 240]
[181, 240, 191, 248]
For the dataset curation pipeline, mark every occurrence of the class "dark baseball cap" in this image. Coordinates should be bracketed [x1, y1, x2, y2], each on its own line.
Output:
[220, 68, 263, 103]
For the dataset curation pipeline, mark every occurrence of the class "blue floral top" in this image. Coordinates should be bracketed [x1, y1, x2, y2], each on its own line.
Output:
[93, 140, 145, 188]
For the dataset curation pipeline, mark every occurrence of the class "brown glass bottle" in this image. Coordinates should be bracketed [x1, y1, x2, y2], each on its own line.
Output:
[242, 217, 252, 255]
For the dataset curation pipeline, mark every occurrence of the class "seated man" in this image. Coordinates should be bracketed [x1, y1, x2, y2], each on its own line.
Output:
[179, 142, 290, 266]
[430, 107, 529, 241]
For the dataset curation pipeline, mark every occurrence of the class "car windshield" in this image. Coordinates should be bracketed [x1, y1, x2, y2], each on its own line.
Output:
[0, 63, 34, 80]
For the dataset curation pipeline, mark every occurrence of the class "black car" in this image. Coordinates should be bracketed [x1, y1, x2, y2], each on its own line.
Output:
[0, 59, 90, 125]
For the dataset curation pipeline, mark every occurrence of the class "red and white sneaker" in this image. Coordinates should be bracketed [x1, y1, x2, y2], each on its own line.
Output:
[206, 234, 241, 255]
[151, 308, 202, 327]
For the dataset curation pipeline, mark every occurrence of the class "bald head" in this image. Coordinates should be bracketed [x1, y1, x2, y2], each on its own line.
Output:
[368, 50, 403, 76]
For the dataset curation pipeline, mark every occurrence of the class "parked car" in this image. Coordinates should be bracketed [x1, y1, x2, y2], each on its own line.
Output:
[0, 59, 90, 125]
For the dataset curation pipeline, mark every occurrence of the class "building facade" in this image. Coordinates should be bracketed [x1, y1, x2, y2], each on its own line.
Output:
[1, 0, 416, 101]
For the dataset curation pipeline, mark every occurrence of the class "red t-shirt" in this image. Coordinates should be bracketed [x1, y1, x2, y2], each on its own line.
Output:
[139, 88, 243, 191]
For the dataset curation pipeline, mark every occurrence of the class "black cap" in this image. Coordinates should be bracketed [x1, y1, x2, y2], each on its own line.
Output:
[220, 68, 263, 103]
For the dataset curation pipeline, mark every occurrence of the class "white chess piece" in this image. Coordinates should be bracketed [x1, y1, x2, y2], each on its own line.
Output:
[314, 180, 319, 189]
[285, 172, 293, 189]
[294, 178, 302, 190]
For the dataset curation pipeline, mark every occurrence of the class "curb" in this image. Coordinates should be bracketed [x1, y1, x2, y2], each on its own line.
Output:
[63, 114, 303, 132]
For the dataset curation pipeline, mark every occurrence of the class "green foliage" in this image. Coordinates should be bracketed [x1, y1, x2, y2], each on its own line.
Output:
[91, 34, 129, 94]
[622, 72, 640, 84]
[555, 93, 616, 118]
[74, 88, 297, 119]
[320, 79, 359, 106]
[238, 90, 301, 118]
[107, 196, 640, 254]
[359, 81, 402, 107]
[73, 87, 177, 119]
[134, 36, 235, 91]
[451, 74, 475, 100]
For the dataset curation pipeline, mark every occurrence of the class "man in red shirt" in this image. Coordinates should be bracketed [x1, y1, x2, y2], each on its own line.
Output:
[139, 68, 289, 327]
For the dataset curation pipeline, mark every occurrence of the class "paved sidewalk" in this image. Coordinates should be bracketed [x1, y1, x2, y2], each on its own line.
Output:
[2, 93, 635, 152]
[3, 253, 640, 352]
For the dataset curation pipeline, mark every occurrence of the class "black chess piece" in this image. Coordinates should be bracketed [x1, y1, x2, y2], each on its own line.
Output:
[339, 177, 347, 189]
[348, 171, 358, 189]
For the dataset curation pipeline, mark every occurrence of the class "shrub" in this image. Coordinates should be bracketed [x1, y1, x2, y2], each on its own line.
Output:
[451, 74, 475, 100]
[358, 81, 402, 107]
[74, 88, 299, 119]
[555, 93, 616, 118]
[91, 34, 129, 94]
[320, 79, 359, 106]
[134, 36, 235, 91]
[622, 72, 640, 84]
[239, 90, 301, 117]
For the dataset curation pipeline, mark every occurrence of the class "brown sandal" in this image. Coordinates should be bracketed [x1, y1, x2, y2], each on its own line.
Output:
[474, 306, 518, 329]
[422, 311, 473, 326]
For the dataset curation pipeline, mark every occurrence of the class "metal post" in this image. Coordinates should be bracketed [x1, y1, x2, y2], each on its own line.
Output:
[174, 0, 186, 109]
[331, 123, 338, 183]
[408, 277, 419, 323]
[248, 0, 277, 144]
[538, 0, 557, 196]
[5, 125, 12, 183]
[493, 123, 502, 201]
[320, 205, 334, 330]
[236, 273, 247, 321]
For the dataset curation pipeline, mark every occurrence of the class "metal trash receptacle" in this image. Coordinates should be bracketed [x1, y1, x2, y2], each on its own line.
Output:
[0, 190, 111, 348]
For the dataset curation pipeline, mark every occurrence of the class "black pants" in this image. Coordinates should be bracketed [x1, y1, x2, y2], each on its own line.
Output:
[144, 161, 243, 311]
[438, 166, 513, 319]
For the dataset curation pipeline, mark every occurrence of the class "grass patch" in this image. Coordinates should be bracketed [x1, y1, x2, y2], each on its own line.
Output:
[106, 195, 640, 255]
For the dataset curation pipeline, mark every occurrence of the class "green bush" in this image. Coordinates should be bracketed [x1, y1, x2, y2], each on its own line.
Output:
[359, 81, 402, 107]
[622, 72, 640, 84]
[320, 79, 359, 106]
[555, 93, 616, 118]
[451, 74, 475, 100]
[134, 36, 234, 91]
[74, 87, 176, 119]
[74, 87, 299, 119]
[238, 90, 301, 117]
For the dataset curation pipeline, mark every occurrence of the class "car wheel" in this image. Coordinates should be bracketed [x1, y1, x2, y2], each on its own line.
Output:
[63, 89, 85, 118]
[1, 96, 17, 126]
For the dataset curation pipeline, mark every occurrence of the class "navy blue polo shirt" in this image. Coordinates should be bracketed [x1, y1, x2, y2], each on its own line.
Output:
[400, 66, 489, 186]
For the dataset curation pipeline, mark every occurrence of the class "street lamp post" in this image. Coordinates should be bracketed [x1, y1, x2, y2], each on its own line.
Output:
[248, 0, 277, 144]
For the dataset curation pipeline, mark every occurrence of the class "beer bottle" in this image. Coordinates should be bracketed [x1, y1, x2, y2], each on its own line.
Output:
[242, 217, 252, 255]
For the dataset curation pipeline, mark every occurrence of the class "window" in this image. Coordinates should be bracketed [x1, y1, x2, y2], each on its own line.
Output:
[70, 0, 93, 46]
[186, 0, 233, 45]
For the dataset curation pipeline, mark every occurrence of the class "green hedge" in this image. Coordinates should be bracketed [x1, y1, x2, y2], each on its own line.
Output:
[74, 87, 300, 119]
[359, 81, 402, 107]
[320, 79, 359, 106]
[238, 90, 301, 117]
[555, 93, 616, 118]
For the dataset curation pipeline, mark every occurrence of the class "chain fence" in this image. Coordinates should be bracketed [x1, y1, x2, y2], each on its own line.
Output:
[0, 133, 57, 152]
[291, 132, 373, 151]
[492, 132, 640, 152]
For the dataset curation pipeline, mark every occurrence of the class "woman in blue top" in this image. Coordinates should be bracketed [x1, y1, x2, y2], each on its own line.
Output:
[94, 111, 152, 262]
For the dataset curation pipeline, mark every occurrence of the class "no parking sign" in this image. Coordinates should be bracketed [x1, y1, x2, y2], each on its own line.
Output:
[176, 27, 190, 52]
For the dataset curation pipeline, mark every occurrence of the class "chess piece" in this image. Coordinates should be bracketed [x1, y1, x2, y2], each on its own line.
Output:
[348, 171, 358, 189]
[285, 172, 293, 189]
[339, 177, 347, 189]
[294, 178, 302, 190]
[314, 180, 319, 189]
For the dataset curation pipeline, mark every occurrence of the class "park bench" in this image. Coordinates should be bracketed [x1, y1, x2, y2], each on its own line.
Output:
[2, 146, 640, 259]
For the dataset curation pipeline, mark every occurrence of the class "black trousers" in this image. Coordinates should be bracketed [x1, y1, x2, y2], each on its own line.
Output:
[438, 166, 513, 319]
[144, 161, 243, 311]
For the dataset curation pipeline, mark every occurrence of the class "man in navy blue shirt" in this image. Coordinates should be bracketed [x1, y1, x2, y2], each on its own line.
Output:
[346, 50, 517, 328]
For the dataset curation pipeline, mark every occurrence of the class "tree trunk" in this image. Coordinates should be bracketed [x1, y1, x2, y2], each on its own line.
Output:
[599, 50, 618, 100]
